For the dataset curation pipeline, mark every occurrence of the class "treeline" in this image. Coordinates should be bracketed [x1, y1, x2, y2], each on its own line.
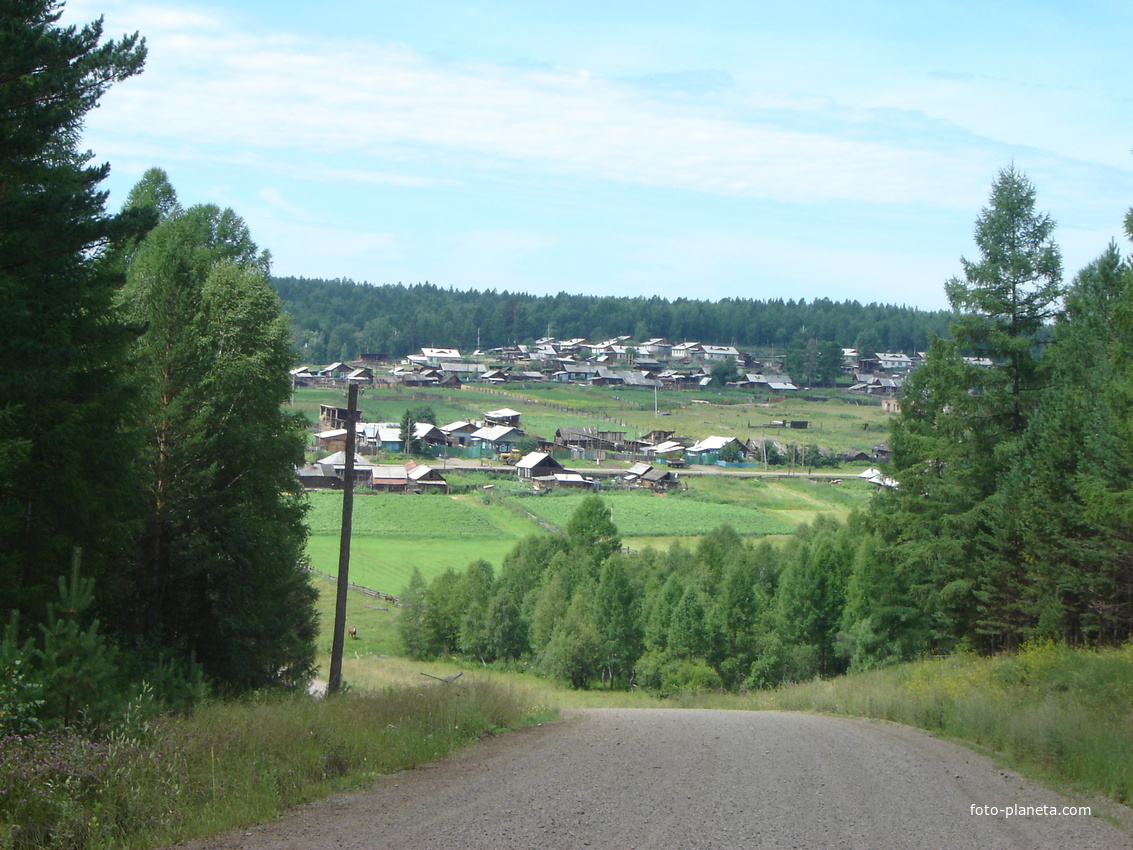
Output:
[399, 168, 1133, 692]
[399, 498, 859, 692]
[2, 5, 315, 733]
[271, 277, 953, 364]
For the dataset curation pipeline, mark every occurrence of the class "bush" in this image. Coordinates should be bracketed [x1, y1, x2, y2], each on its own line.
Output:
[635, 652, 722, 697]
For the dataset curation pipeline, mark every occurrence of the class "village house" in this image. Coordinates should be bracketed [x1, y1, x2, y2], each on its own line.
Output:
[346, 366, 374, 382]
[438, 420, 479, 447]
[876, 352, 915, 372]
[670, 342, 704, 361]
[440, 362, 487, 381]
[290, 366, 314, 387]
[644, 439, 686, 465]
[370, 462, 449, 493]
[701, 344, 742, 362]
[470, 424, 523, 455]
[741, 373, 799, 392]
[407, 462, 448, 493]
[638, 338, 673, 358]
[419, 347, 462, 366]
[295, 462, 340, 489]
[531, 471, 600, 492]
[314, 427, 355, 454]
[554, 426, 627, 453]
[313, 451, 373, 485]
[319, 362, 354, 380]
[515, 451, 565, 481]
[624, 462, 680, 491]
[685, 436, 747, 464]
[370, 464, 411, 493]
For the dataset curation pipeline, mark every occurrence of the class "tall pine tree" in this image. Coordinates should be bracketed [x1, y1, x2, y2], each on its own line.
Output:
[0, 1, 146, 629]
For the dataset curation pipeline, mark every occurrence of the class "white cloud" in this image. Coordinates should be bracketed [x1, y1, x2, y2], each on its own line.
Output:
[82, 2, 1001, 212]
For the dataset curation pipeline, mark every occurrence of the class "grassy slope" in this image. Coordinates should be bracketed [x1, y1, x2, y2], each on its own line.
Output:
[305, 491, 543, 594]
[290, 384, 892, 457]
[303, 475, 873, 594]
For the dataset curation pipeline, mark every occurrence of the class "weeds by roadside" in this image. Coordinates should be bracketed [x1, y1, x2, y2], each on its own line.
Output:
[0, 679, 550, 850]
[746, 640, 1133, 806]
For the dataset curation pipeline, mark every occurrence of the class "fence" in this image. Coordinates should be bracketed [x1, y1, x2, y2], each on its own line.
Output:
[306, 565, 399, 605]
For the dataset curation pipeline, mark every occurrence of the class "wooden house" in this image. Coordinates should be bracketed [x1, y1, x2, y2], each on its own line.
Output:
[371, 465, 410, 492]
[515, 451, 565, 481]
[439, 420, 479, 447]
[407, 462, 448, 493]
[470, 424, 523, 455]
[315, 451, 373, 485]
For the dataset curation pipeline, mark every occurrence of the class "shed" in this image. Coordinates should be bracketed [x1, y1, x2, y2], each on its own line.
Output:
[484, 408, 522, 428]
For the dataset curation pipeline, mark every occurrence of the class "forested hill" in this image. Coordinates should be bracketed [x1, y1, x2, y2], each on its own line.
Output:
[271, 277, 953, 363]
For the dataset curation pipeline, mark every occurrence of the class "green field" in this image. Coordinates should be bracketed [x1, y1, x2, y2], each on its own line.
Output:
[305, 491, 543, 594]
[304, 473, 876, 593]
[514, 489, 795, 538]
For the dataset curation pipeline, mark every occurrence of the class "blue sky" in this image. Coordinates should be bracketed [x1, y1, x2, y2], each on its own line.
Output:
[67, 0, 1133, 310]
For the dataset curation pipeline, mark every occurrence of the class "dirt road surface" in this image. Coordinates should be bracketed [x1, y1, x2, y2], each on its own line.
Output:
[177, 709, 1132, 849]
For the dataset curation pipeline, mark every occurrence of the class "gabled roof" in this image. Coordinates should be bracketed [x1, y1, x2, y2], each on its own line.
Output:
[407, 464, 443, 481]
[471, 424, 522, 442]
[485, 407, 522, 419]
[413, 422, 445, 440]
[516, 451, 564, 470]
[686, 435, 743, 454]
[316, 452, 372, 475]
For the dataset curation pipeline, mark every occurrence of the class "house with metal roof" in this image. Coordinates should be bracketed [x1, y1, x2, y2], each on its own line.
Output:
[515, 451, 565, 480]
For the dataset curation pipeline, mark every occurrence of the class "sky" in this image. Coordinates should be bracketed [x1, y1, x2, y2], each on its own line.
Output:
[65, 0, 1133, 311]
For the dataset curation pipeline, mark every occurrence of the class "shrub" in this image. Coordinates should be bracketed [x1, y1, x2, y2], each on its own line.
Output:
[635, 652, 722, 697]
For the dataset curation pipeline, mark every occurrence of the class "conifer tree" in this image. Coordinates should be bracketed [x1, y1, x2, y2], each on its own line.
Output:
[0, 0, 146, 630]
[879, 166, 1063, 651]
[118, 176, 316, 691]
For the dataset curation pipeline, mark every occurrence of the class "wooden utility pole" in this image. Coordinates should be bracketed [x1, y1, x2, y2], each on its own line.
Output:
[327, 381, 358, 695]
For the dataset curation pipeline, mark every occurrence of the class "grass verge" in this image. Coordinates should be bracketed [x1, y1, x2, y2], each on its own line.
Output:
[0, 681, 551, 850]
[740, 641, 1133, 809]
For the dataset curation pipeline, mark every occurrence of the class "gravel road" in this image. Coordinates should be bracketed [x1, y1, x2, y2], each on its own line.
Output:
[178, 708, 1132, 849]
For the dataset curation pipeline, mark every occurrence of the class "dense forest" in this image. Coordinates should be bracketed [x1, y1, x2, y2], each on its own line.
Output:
[399, 167, 1133, 691]
[271, 277, 954, 364]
